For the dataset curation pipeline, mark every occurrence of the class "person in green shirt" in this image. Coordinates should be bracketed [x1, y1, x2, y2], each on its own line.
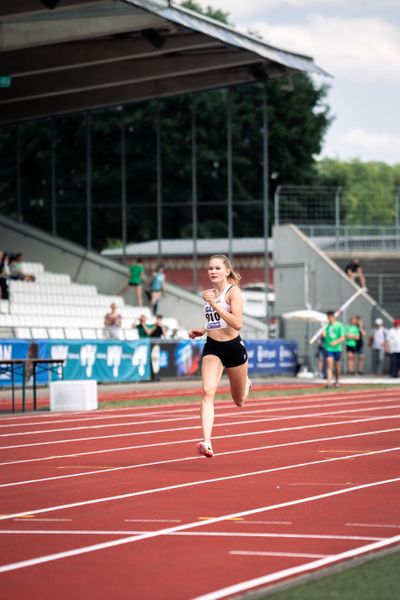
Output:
[345, 316, 360, 375]
[119, 258, 146, 306]
[321, 311, 346, 388]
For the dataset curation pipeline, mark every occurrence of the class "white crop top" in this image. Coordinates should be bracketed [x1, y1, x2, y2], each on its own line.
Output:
[204, 284, 232, 330]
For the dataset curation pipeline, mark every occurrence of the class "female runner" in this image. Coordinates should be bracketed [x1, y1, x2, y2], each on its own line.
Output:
[188, 254, 252, 458]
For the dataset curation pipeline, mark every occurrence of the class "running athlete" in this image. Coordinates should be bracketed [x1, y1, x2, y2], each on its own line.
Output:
[188, 255, 252, 458]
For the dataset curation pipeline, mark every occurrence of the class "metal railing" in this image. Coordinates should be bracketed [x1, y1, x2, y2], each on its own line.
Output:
[299, 225, 400, 251]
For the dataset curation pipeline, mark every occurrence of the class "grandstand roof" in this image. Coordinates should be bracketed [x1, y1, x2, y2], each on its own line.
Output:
[0, 0, 329, 125]
[102, 237, 272, 258]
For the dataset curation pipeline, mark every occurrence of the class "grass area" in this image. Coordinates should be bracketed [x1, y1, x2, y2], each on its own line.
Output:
[98, 383, 399, 409]
[256, 548, 400, 600]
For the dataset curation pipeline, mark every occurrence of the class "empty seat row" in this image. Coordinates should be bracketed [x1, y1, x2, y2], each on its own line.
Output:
[13, 327, 140, 341]
[9, 294, 125, 308]
[8, 304, 150, 320]
[9, 281, 97, 296]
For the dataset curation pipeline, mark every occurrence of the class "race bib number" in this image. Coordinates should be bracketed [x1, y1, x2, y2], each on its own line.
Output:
[205, 305, 226, 329]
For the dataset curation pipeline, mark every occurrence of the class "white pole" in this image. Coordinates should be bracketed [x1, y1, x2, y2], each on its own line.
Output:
[309, 287, 366, 345]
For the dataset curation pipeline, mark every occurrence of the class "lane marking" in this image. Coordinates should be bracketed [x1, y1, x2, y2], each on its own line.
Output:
[238, 521, 292, 525]
[319, 450, 372, 454]
[194, 533, 400, 600]
[346, 522, 400, 529]
[1, 397, 399, 438]
[230, 551, 328, 559]
[1, 389, 396, 428]
[1, 404, 399, 452]
[124, 519, 182, 523]
[0, 477, 398, 574]
[0, 530, 384, 542]
[13, 518, 72, 522]
[1, 414, 399, 467]
[0, 449, 399, 524]
[198, 517, 243, 521]
[0, 427, 399, 489]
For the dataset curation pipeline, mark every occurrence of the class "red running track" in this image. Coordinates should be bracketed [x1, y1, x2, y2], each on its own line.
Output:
[0, 387, 399, 599]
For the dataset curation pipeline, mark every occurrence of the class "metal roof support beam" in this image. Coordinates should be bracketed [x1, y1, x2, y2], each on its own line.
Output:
[0, 67, 256, 124]
[0, 0, 105, 19]
[0, 33, 220, 76]
[1, 51, 259, 104]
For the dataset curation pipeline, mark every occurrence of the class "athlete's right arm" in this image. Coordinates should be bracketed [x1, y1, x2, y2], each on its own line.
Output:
[188, 328, 206, 339]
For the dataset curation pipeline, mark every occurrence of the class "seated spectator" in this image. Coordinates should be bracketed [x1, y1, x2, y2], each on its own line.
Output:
[9, 253, 36, 282]
[0, 251, 9, 300]
[104, 302, 122, 339]
[344, 258, 366, 289]
[386, 319, 400, 378]
[135, 314, 153, 338]
[149, 315, 167, 339]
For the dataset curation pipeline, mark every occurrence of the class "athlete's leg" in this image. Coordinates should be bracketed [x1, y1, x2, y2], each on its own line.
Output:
[200, 355, 223, 443]
[136, 284, 143, 307]
[347, 350, 355, 374]
[334, 356, 341, 384]
[226, 362, 251, 407]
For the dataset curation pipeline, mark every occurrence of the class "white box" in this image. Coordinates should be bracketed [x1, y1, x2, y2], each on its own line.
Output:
[50, 380, 98, 412]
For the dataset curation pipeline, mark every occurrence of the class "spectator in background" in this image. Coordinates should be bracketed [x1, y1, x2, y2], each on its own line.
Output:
[386, 320, 400, 378]
[345, 316, 360, 375]
[368, 318, 388, 374]
[119, 258, 146, 307]
[104, 302, 122, 339]
[321, 311, 345, 388]
[345, 258, 366, 289]
[354, 316, 367, 375]
[9, 253, 36, 282]
[135, 314, 152, 338]
[149, 314, 167, 339]
[149, 264, 166, 315]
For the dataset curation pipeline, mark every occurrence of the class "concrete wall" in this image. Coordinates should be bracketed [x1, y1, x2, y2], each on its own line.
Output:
[273, 224, 392, 372]
[1, 214, 268, 339]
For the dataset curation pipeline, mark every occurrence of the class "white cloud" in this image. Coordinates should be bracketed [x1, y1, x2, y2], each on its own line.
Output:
[325, 127, 400, 164]
[244, 16, 400, 86]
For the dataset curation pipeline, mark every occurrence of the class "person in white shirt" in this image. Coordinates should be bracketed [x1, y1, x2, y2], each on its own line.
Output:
[368, 318, 388, 374]
[188, 254, 252, 458]
[386, 319, 400, 378]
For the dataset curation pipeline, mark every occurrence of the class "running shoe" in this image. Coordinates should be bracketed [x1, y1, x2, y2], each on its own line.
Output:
[197, 441, 214, 458]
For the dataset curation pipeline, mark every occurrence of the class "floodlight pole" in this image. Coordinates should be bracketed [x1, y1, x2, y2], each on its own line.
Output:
[50, 120, 57, 236]
[85, 112, 92, 251]
[121, 107, 127, 262]
[191, 95, 198, 293]
[227, 89, 233, 260]
[262, 82, 269, 330]
[156, 101, 162, 266]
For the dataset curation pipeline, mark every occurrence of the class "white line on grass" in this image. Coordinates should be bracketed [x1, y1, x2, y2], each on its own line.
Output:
[0, 477, 399, 574]
[194, 534, 400, 600]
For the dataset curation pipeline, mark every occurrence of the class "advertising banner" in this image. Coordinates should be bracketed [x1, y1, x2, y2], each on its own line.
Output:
[0, 338, 298, 387]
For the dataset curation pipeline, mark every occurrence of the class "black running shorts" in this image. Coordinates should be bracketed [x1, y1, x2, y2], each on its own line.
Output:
[202, 335, 248, 368]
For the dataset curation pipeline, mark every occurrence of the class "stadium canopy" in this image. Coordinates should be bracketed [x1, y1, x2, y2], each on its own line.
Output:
[0, 0, 329, 125]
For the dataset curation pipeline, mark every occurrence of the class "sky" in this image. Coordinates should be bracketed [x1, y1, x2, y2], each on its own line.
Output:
[181, 0, 400, 165]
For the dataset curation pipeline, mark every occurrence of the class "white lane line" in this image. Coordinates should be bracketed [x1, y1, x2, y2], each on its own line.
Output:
[1, 413, 398, 467]
[2, 397, 398, 438]
[1, 392, 397, 429]
[194, 533, 400, 600]
[237, 521, 292, 525]
[0, 427, 398, 489]
[346, 522, 400, 529]
[0, 477, 398, 574]
[230, 551, 328, 559]
[13, 518, 72, 522]
[124, 518, 182, 523]
[0, 448, 399, 524]
[0, 530, 383, 541]
[2, 404, 400, 451]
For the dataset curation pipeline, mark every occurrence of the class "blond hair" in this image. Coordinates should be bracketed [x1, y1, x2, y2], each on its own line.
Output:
[209, 254, 241, 286]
